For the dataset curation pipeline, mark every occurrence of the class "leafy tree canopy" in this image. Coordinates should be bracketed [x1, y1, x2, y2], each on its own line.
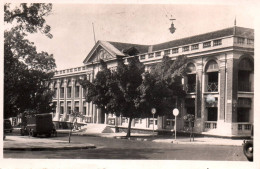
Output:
[4, 3, 56, 119]
[138, 55, 188, 117]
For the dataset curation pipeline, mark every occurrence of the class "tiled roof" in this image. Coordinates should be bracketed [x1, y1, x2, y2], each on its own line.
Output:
[106, 26, 254, 55]
[152, 26, 254, 51]
[108, 41, 150, 54]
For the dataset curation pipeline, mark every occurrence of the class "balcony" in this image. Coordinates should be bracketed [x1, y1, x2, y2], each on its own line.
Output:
[187, 84, 196, 93]
[232, 123, 252, 136]
[207, 82, 218, 92]
[238, 82, 251, 92]
[204, 121, 217, 131]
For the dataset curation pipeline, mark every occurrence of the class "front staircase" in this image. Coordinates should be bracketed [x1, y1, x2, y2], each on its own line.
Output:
[78, 124, 114, 134]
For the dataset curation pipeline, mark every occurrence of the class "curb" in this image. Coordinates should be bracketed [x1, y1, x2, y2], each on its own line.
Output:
[4, 145, 96, 151]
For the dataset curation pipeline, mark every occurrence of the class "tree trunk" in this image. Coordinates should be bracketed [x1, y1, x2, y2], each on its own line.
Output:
[126, 117, 133, 137]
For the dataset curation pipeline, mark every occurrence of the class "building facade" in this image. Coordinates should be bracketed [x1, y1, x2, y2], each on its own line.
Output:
[50, 26, 254, 136]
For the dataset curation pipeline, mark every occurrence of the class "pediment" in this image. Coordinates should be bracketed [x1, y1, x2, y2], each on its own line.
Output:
[88, 46, 114, 63]
[83, 41, 125, 64]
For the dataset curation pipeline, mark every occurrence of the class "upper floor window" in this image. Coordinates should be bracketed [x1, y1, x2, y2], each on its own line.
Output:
[203, 41, 211, 48]
[75, 86, 80, 98]
[182, 46, 190, 52]
[140, 55, 146, 60]
[164, 50, 170, 55]
[191, 44, 199, 50]
[213, 39, 222, 46]
[172, 48, 179, 54]
[53, 88, 57, 98]
[247, 39, 254, 45]
[155, 51, 161, 57]
[148, 53, 154, 58]
[237, 37, 245, 44]
[67, 87, 71, 98]
[60, 87, 64, 98]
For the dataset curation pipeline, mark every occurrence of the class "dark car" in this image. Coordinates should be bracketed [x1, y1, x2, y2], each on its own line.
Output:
[4, 119, 13, 133]
[243, 125, 253, 161]
[20, 113, 55, 137]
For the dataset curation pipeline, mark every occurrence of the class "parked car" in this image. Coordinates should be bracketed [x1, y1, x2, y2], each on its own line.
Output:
[4, 119, 13, 133]
[242, 125, 253, 161]
[20, 113, 55, 137]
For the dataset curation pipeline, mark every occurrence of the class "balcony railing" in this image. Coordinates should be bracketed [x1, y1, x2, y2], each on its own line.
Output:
[205, 121, 217, 129]
[187, 84, 196, 93]
[237, 123, 252, 131]
[238, 82, 251, 92]
[207, 82, 218, 92]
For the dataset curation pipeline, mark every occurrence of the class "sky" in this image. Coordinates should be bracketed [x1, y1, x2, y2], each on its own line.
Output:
[25, 2, 256, 70]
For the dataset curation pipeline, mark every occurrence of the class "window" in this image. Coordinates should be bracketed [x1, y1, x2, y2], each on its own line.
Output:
[164, 50, 170, 55]
[155, 52, 161, 57]
[172, 48, 179, 54]
[237, 108, 250, 122]
[237, 37, 245, 44]
[67, 101, 71, 114]
[247, 39, 254, 45]
[182, 46, 190, 52]
[83, 102, 87, 115]
[60, 102, 64, 114]
[203, 41, 211, 48]
[207, 107, 218, 121]
[75, 86, 80, 98]
[148, 53, 154, 58]
[213, 39, 222, 46]
[52, 102, 57, 113]
[67, 87, 71, 98]
[75, 101, 79, 112]
[60, 87, 64, 98]
[187, 74, 196, 93]
[191, 44, 199, 50]
[54, 88, 57, 98]
[207, 72, 218, 92]
[140, 55, 146, 60]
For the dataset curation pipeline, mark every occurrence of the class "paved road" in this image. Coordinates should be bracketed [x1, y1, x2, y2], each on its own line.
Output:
[4, 133, 247, 161]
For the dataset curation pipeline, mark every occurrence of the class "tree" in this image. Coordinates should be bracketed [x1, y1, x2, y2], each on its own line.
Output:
[4, 3, 56, 119]
[80, 57, 146, 137]
[110, 57, 146, 137]
[138, 55, 187, 118]
[79, 60, 113, 115]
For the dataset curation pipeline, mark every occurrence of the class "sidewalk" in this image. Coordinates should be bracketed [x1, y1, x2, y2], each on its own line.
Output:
[4, 130, 244, 151]
[71, 130, 245, 146]
[3, 135, 96, 151]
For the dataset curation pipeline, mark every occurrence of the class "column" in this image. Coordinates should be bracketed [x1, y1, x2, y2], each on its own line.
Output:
[79, 85, 83, 113]
[55, 80, 61, 121]
[63, 79, 68, 121]
[71, 78, 76, 112]
[195, 58, 204, 133]
[219, 54, 226, 121]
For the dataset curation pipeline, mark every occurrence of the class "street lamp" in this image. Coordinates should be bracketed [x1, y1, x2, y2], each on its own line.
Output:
[173, 108, 179, 141]
[151, 108, 156, 137]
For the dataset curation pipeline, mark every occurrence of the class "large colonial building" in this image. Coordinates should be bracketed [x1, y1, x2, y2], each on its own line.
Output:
[50, 26, 254, 137]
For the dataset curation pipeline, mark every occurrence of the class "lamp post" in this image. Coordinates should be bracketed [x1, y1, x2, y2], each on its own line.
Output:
[151, 108, 156, 137]
[173, 108, 179, 141]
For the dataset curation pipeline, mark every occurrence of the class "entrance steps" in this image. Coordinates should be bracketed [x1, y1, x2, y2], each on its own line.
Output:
[78, 123, 114, 134]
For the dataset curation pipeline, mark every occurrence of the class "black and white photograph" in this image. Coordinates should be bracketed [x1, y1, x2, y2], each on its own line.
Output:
[1, 0, 259, 169]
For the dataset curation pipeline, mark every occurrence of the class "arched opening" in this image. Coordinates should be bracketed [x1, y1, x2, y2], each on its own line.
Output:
[205, 60, 219, 92]
[238, 58, 253, 92]
[186, 63, 196, 93]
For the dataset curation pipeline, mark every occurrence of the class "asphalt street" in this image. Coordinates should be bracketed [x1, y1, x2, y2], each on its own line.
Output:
[4, 132, 248, 160]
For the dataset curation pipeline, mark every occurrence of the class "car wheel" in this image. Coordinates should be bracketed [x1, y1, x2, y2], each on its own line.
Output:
[243, 141, 253, 161]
